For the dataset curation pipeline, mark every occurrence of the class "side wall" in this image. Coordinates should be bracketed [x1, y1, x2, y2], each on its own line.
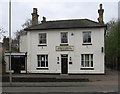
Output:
[20, 35, 27, 52]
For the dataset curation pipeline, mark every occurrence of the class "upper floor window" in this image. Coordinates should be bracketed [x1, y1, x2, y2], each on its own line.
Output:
[83, 32, 91, 44]
[61, 32, 68, 44]
[39, 33, 47, 45]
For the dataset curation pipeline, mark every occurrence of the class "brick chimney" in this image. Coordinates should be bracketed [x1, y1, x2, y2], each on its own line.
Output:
[31, 8, 39, 26]
[3, 36, 9, 51]
[98, 4, 104, 24]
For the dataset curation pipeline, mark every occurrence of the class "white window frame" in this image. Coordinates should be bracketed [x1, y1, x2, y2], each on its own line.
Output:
[81, 54, 93, 68]
[60, 32, 68, 44]
[39, 33, 47, 45]
[82, 31, 91, 44]
[37, 55, 48, 68]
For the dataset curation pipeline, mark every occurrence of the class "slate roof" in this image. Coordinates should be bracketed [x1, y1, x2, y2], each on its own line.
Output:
[25, 19, 106, 31]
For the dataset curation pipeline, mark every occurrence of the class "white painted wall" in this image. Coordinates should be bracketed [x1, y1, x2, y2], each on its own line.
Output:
[20, 35, 27, 52]
[25, 27, 105, 74]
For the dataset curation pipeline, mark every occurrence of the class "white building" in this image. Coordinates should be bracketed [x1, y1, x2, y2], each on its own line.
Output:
[5, 4, 106, 74]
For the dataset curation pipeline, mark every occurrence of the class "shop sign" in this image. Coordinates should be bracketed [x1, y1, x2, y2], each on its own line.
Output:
[56, 46, 74, 51]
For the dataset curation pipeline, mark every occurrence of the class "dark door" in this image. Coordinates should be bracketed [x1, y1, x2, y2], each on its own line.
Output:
[11, 56, 21, 74]
[61, 55, 68, 74]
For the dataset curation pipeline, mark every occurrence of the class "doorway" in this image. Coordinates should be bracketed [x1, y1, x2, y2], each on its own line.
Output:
[11, 55, 25, 74]
[61, 54, 68, 74]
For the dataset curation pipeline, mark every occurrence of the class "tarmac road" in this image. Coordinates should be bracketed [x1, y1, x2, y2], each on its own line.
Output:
[2, 85, 118, 93]
[1, 92, 120, 94]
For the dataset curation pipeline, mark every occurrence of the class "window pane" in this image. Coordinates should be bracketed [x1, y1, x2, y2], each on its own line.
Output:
[43, 39, 46, 43]
[83, 32, 91, 43]
[85, 61, 89, 67]
[39, 33, 46, 44]
[91, 54, 93, 61]
[81, 54, 84, 67]
[46, 61, 48, 67]
[38, 61, 40, 67]
[85, 54, 89, 61]
[41, 61, 45, 67]
[81, 60, 84, 67]
[40, 40, 42, 44]
[83, 33, 88, 43]
[38, 55, 41, 67]
[85, 54, 89, 67]
[81, 54, 84, 60]
[91, 61, 93, 67]
[61, 32, 68, 43]
[88, 33, 91, 42]
[42, 34, 46, 38]
[46, 55, 48, 61]
[39, 34, 42, 38]
[41, 55, 45, 61]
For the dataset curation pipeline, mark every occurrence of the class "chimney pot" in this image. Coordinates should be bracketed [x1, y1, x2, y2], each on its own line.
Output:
[41, 16, 46, 23]
[33, 8, 37, 14]
[100, 4, 102, 9]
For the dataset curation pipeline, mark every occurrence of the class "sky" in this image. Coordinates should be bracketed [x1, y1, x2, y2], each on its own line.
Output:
[0, 0, 119, 42]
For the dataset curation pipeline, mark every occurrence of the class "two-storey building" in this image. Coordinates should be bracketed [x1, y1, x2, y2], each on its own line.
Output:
[5, 4, 106, 74]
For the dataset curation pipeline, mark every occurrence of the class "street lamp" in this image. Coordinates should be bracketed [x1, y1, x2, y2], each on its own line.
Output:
[9, 0, 12, 85]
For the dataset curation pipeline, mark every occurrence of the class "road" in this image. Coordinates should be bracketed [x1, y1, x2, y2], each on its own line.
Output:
[1, 69, 119, 94]
[2, 85, 118, 93]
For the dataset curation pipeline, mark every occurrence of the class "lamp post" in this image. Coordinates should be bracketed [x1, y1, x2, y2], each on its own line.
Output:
[9, 0, 12, 85]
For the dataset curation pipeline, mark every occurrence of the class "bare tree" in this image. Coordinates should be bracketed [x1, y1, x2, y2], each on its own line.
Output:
[0, 27, 7, 40]
[13, 19, 32, 51]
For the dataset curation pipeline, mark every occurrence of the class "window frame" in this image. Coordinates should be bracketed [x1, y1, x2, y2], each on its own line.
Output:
[81, 54, 93, 69]
[38, 33, 47, 46]
[37, 55, 48, 68]
[60, 32, 68, 44]
[82, 31, 92, 45]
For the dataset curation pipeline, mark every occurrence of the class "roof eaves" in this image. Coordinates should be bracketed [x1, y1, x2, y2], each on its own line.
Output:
[25, 25, 107, 31]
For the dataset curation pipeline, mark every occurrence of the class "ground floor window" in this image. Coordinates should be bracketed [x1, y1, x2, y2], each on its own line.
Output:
[37, 55, 48, 68]
[81, 54, 93, 68]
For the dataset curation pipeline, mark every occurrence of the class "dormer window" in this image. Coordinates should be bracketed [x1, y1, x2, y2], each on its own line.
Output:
[61, 32, 68, 44]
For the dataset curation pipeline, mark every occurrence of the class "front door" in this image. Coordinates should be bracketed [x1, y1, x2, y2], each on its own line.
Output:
[61, 54, 68, 74]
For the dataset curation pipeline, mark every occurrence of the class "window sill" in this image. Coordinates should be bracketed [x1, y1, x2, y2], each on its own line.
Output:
[38, 44, 47, 46]
[80, 67, 94, 70]
[82, 43, 92, 45]
[36, 67, 49, 70]
[60, 44, 69, 46]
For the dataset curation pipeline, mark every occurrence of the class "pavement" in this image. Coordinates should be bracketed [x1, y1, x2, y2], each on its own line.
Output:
[2, 68, 118, 86]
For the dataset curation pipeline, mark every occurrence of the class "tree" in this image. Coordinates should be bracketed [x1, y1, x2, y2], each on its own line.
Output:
[13, 19, 32, 51]
[0, 27, 7, 40]
[105, 19, 119, 69]
[14, 19, 32, 39]
[0, 28, 8, 65]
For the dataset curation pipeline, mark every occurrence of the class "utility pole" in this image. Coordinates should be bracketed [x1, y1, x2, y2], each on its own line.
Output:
[9, 0, 12, 85]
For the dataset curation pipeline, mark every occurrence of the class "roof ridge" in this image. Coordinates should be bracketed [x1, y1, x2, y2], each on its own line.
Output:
[46, 18, 88, 22]
[45, 18, 104, 25]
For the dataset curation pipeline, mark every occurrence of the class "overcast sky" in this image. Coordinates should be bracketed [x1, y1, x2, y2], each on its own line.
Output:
[0, 0, 119, 41]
